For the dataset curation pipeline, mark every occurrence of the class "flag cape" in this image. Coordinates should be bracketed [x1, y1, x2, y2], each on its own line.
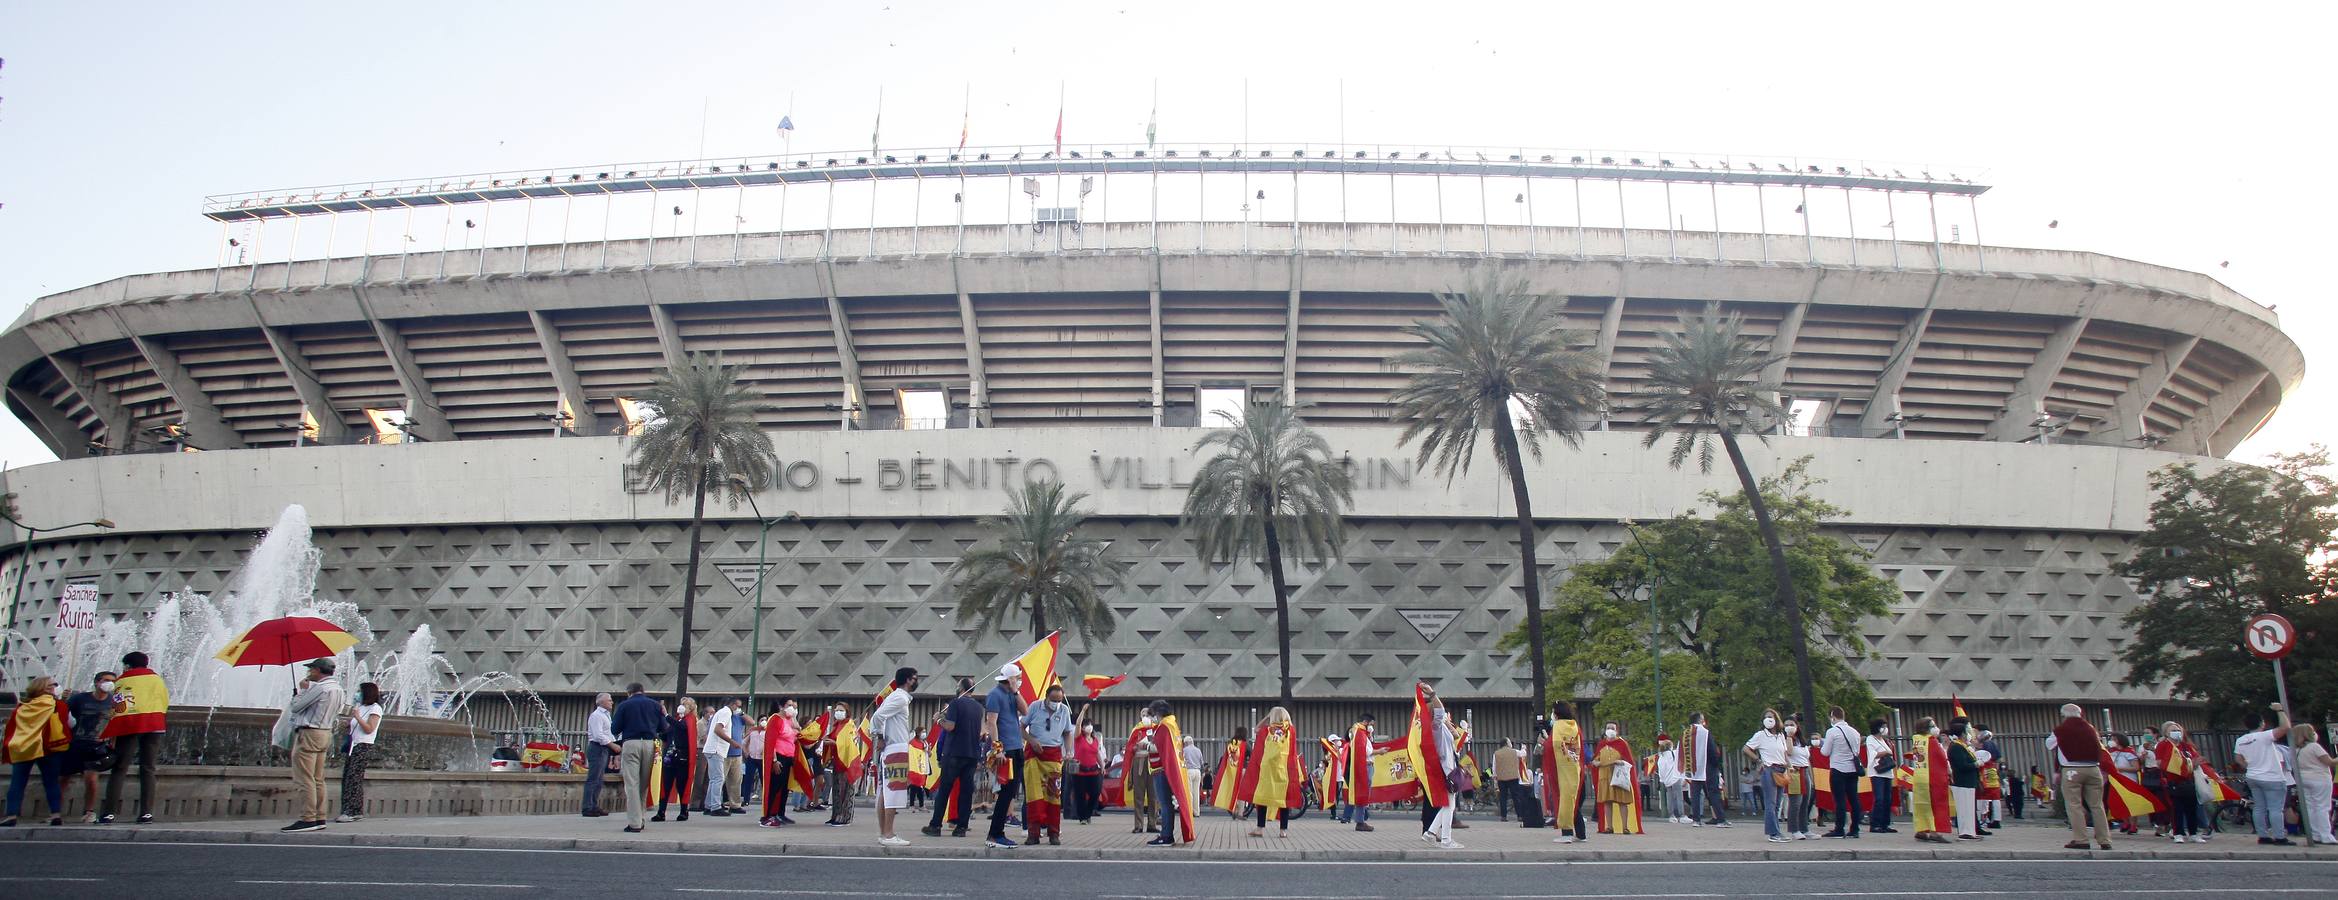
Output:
[3, 695, 69, 764]
[1404, 686, 1452, 809]
[98, 668, 169, 738]
[1810, 744, 1875, 813]
[2102, 763, 2164, 819]
[1907, 734, 1953, 833]
[1023, 743, 1065, 830]
[1319, 737, 1344, 809]
[1979, 761, 2003, 801]
[1209, 739, 1247, 813]
[1013, 632, 1062, 705]
[2155, 739, 2197, 780]
[660, 715, 699, 807]
[2029, 770, 2052, 804]
[1592, 737, 1642, 834]
[1159, 715, 1198, 842]
[1239, 723, 1305, 812]
[907, 726, 937, 789]
[1346, 722, 1408, 804]
[1541, 719, 1585, 830]
[1679, 723, 1710, 781]
[789, 717, 824, 800]
[2199, 763, 2244, 803]
[1082, 673, 1126, 699]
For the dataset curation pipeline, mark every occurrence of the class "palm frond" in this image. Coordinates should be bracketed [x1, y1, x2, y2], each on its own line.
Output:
[1181, 402, 1354, 567]
[948, 480, 1133, 645]
[625, 351, 779, 506]
[1388, 272, 1605, 482]
[1629, 303, 1788, 473]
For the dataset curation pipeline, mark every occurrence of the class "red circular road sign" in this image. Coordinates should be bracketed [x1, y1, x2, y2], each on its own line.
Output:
[2245, 613, 2297, 661]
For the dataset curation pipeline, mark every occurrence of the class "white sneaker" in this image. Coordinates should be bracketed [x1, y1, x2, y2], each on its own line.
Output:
[333, 814, 359, 823]
[1691, 820, 1703, 827]
[1421, 830, 1437, 844]
[1438, 839, 1464, 849]
[2171, 834, 2184, 844]
[2191, 835, 2208, 843]
[879, 836, 911, 846]
[1795, 832, 1811, 840]
[1553, 834, 1576, 844]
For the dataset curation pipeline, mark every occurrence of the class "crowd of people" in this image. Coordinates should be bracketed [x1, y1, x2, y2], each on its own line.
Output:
[5, 654, 2335, 854]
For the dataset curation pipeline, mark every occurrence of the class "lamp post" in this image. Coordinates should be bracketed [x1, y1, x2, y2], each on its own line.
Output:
[0, 493, 114, 664]
[728, 476, 797, 714]
[1618, 517, 1664, 739]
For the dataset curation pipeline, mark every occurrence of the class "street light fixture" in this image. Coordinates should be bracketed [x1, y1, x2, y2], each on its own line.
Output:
[1618, 517, 1667, 739]
[0, 493, 115, 663]
[728, 475, 799, 714]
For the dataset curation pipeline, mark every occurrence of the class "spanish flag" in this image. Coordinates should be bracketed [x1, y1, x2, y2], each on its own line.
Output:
[2103, 763, 2164, 819]
[1239, 722, 1305, 813]
[1082, 673, 1127, 699]
[1810, 743, 1874, 813]
[1404, 683, 1452, 810]
[521, 741, 569, 770]
[833, 717, 870, 777]
[1907, 734, 1953, 833]
[1319, 736, 1344, 809]
[907, 725, 937, 789]
[1541, 719, 1584, 831]
[1013, 632, 1062, 706]
[1950, 694, 1969, 720]
[2199, 762, 2245, 803]
[1158, 714, 1199, 843]
[789, 717, 824, 800]
[99, 667, 170, 739]
[1209, 738, 1247, 813]
[4, 695, 69, 764]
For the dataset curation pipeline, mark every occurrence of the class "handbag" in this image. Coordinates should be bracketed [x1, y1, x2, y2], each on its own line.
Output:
[1769, 767, 1789, 789]
[1610, 763, 1634, 791]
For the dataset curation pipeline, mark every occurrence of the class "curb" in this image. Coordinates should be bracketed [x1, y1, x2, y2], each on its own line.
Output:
[0, 826, 2328, 863]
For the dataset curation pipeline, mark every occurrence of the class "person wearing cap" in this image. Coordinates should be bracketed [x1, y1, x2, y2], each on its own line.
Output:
[278, 656, 346, 833]
[982, 664, 1028, 849]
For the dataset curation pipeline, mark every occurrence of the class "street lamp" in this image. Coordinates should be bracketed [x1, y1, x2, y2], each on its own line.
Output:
[1618, 517, 1665, 739]
[728, 475, 798, 714]
[0, 493, 115, 663]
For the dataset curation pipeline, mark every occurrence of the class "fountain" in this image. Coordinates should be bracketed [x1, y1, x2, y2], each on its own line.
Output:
[5, 504, 560, 770]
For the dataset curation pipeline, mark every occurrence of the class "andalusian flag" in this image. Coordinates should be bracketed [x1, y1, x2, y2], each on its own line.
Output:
[1209, 738, 1247, 813]
[1404, 683, 1452, 810]
[1082, 673, 1126, 699]
[2103, 764, 2164, 819]
[1810, 743, 1874, 813]
[1013, 632, 1062, 705]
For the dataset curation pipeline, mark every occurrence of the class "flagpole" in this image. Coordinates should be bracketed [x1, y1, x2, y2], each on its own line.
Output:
[1055, 81, 1066, 253]
[870, 87, 883, 255]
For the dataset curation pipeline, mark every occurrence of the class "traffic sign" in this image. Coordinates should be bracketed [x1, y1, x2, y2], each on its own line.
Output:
[2245, 613, 2297, 661]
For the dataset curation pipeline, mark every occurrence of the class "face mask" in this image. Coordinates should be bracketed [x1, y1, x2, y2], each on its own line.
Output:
[51, 685, 65, 697]
[98, 681, 116, 692]
[784, 706, 797, 717]
[1763, 718, 1777, 729]
[833, 710, 846, 721]
[1784, 725, 1798, 734]
[2170, 729, 2184, 740]
[1879, 728, 1890, 737]
[1928, 726, 1940, 736]
[1604, 728, 1618, 739]
[1083, 725, 1094, 734]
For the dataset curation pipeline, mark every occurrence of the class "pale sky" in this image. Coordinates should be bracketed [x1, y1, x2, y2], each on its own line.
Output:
[1, 1, 2330, 471]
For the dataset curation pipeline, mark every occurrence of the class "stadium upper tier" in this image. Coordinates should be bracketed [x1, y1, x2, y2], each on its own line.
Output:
[0, 222, 2298, 460]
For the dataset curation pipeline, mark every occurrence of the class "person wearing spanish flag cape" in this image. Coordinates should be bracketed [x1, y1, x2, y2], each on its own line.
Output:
[1409, 684, 1463, 849]
[1342, 712, 1383, 831]
[1209, 725, 1248, 817]
[1021, 679, 1075, 846]
[652, 696, 699, 822]
[821, 700, 869, 827]
[1239, 706, 1305, 838]
[1591, 720, 1643, 834]
[1318, 732, 1346, 818]
[98, 650, 169, 824]
[1141, 699, 1199, 845]
[1541, 700, 1587, 843]
[758, 697, 802, 827]
[1122, 711, 1161, 834]
[1905, 716, 1954, 843]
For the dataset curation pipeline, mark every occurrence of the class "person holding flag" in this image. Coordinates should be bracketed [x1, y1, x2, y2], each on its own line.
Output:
[2048, 702, 2115, 850]
[758, 698, 800, 827]
[982, 664, 1028, 848]
[1906, 715, 1954, 843]
[1592, 721, 1642, 835]
[2100, 734, 2167, 839]
[1210, 725, 1248, 817]
[822, 701, 868, 827]
[1239, 707, 1305, 838]
[1544, 701, 1588, 842]
[1124, 708, 1162, 834]
[1679, 710, 1728, 828]
[1070, 705, 1105, 824]
[1320, 733, 1347, 819]
[919, 677, 989, 839]
[1022, 679, 1074, 845]
[1343, 713, 1381, 831]
[1142, 699, 1198, 846]
[652, 697, 698, 822]
[1410, 684, 1462, 849]
[1945, 720, 1985, 841]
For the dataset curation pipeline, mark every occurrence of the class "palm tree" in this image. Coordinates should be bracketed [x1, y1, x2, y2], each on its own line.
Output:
[627, 352, 779, 694]
[1388, 274, 1606, 708]
[1182, 401, 1353, 708]
[951, 480, 1132, 645]
[1631, 304, 1817, 734]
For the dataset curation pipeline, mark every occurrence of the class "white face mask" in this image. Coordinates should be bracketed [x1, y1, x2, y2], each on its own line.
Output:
[783, 706, 797, 717]
[832, 709, 846, 721]
[1083, 725, 1094, 734]
[1762, 717, 1777, 729]
[98, 680, 116, 692]
[1928, 726, 1940, 736]
[1784, 724, 1798, 734]
[2169, 729, 2184, 740]
[1604, 728, 1618, 739]
[1879, 728, 1890, 737]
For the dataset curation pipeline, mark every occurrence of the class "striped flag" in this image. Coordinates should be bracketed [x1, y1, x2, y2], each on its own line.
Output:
[1012, 631, 1061, 705]
[1082, 673, 1126, 699]
[2103, 764, 2164, 819]
[1950, 695, 1969, 719]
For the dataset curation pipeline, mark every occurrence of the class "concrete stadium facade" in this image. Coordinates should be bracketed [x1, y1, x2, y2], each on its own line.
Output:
[0, 221, 2302, 737]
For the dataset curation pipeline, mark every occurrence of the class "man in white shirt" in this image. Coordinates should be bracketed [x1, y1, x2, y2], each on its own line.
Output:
[1819, 706, 1863, 839]
[2234, 702, 2296, 845]
[1743, 713, 1790, 842]
[869, 667, 920, 846]
[582, 692, 615, 817]
[701, 698, 738, 817]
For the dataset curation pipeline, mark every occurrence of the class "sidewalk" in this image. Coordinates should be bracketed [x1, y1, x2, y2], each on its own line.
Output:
[3, 805, 2323, 862]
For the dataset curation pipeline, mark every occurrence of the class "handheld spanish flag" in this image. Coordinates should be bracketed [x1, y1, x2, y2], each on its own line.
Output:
[520, 740, 569, 770]
[1810, 743, 1874, 813]
[1082, 673, 1127, 699]
[2103, 763, 2164, 819]
[1013, 632, 1062, 706]
[1404, 683, 1452, 810]
[1158, 714, 1199, 843]
[2199, 763, 2245, 803]
[1950, 695, 1969, 720]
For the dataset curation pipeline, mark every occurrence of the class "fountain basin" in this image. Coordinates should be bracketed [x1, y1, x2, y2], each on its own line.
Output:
[2, 706, 495, 771]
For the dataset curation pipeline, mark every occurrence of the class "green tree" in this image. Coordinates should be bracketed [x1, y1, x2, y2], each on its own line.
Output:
[2116, 449, 2338, 728]
[1632, 304, 1823, 734]
[627, 353, 780, 694]
[1388, 274, 1606, 707]
[950, 480, 1133, 645]
[1502, 459, 1894, 743]
[1182, 401, 1353, 707]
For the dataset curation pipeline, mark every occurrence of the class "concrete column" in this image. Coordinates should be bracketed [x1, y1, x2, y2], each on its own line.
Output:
[45, 353, 133, 452]
[6, 385, 88, 459]
[126, 335, 244, 449]
[1858, 277, 1942, 433]
[528, 310, 601, 437]
[257, 325, 355, 444]
[1591, 296, 1625, 429]
[352, 287, 454, 443]
[1282, 253, 1304, 406]
[1149, 255, 1165, 426]
[647, 303, 688, 370]
[1982, 316, 2091, 442]
[819, 260, 866, 429]
[951, 257, 989, 427]
[2203, 372, 2276, 457]
[2096, 335, 2198, 444]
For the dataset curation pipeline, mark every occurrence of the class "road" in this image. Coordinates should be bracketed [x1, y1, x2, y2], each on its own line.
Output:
[3, 841, 2335, 899]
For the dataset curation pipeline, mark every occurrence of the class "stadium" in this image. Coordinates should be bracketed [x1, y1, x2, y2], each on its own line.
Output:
[0, 144, 2303, 744]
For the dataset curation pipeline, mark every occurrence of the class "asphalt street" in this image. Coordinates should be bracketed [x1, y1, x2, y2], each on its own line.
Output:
[2, 840, 2334, 900]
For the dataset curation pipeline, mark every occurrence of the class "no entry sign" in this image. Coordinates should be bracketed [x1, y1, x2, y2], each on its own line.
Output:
[2245, 613, 2297, 661]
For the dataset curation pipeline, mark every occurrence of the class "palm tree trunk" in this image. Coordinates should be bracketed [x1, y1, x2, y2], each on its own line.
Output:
[1717, 428, 1817, 734]
[1262, 518, 1296, 709]
[1490, 407, 1549, 708]
[675, 469, 709, 695]
[1030, 589, 1048, 641]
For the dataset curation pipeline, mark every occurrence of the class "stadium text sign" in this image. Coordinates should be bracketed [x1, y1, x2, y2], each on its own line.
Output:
[627, 454, 1416, 495]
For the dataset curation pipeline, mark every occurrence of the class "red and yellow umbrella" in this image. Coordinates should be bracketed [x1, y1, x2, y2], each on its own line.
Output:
[215, 615, 359, 667]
